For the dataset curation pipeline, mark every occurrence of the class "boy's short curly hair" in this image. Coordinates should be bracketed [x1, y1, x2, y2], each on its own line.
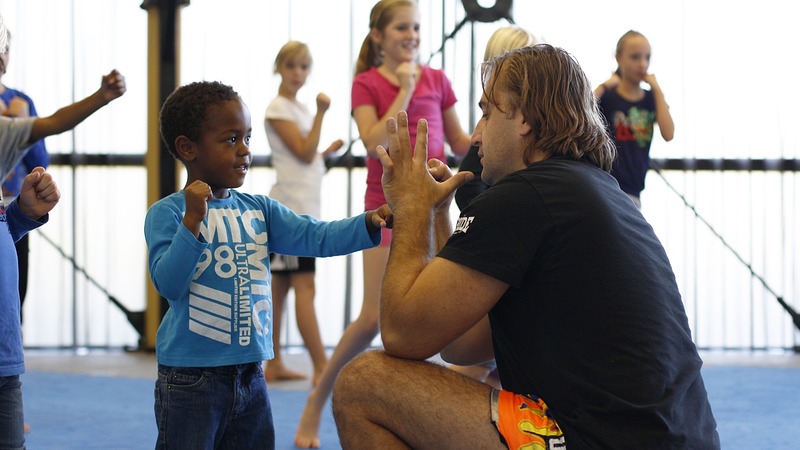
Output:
[159, 81, 240, 160]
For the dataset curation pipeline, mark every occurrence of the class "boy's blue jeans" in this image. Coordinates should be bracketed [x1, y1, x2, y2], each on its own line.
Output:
[155, 362, 273, 450]
[0, 375, 25, 450]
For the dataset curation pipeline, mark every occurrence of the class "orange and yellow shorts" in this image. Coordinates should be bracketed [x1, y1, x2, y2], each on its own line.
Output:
[490, 389, 566, 450]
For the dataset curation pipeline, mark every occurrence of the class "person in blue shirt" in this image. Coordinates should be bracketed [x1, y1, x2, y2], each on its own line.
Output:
[145, 80, 391, 450]
[0, 16, 126, 448]
[0, 28, 50, 323]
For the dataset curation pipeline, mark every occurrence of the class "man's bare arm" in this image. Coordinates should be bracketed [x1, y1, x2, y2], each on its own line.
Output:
[375, 111, 504, 360]
[440, 314, 495, 366]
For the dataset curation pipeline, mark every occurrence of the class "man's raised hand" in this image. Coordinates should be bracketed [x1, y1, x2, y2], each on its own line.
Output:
[376, 111, 473, 212]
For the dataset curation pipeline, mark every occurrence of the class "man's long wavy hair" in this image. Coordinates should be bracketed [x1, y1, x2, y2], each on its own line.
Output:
[481, 44, 616, 171]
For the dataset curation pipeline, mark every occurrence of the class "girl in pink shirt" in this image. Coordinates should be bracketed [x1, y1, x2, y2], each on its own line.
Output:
[295, 1, 471, 447]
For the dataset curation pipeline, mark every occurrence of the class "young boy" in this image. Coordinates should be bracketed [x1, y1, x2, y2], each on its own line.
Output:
[0, 15, 127, 448]
[145, 80, 390, 449]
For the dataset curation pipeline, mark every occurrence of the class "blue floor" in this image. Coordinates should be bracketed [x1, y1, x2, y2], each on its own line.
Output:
[20, 365, 800, 449]
[21, 371, 340, 450]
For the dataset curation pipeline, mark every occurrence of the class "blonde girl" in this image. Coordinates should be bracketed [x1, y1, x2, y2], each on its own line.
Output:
[264, 41, 343, 385]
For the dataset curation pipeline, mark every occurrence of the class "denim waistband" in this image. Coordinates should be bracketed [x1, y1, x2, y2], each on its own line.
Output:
[158, 362, 261, 376]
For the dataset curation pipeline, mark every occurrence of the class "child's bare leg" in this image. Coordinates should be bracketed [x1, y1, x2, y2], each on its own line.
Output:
[294, 246, 387, 448]
[295, 313, 380, 447]
[291, 272, 327, 386]
[265, 273, 306, 381]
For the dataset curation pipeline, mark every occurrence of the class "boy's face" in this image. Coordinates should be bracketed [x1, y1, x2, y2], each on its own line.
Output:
[184, 98, 252, 196]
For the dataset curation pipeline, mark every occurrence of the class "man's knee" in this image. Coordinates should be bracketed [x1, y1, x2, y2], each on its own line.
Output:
[333, 351, 389, 413]
[335, 350, 383, 393]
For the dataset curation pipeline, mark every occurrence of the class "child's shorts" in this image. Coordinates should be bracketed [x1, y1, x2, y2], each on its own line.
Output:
[490, 389, 566, 450]
[269, 254, 315, 273]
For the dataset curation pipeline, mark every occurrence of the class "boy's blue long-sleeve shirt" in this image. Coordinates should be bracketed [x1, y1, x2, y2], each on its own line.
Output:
[144, 189, 381, 367]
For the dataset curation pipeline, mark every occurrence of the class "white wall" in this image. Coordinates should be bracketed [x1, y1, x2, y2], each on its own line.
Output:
[0, 0, 797, 350]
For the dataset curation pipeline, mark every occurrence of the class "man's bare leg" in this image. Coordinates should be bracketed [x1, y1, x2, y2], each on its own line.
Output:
[333, 350, 507, 450]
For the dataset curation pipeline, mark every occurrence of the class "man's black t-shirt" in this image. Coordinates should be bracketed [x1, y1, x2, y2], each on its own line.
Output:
[439, 157, 719, 449]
